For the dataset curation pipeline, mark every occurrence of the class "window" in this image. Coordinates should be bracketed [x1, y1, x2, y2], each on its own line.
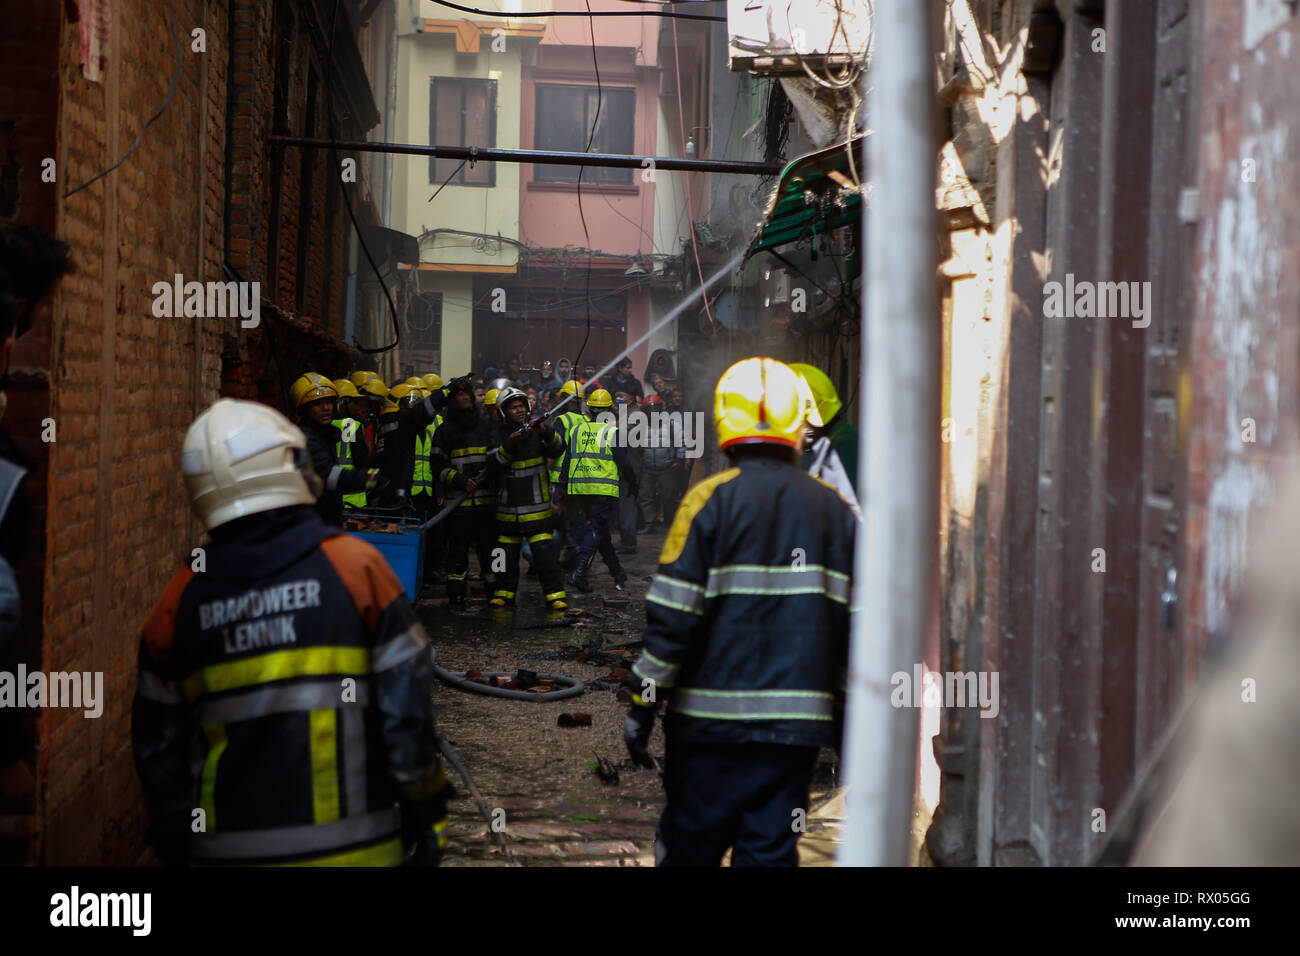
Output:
[408, 292, 442, 349]
[429, 78, 497, 186]
[534, 84, 635, 185]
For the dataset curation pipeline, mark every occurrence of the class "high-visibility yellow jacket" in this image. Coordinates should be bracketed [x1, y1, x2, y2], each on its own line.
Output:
[566, 418, 622, 498]
[332, 417, 368, 509]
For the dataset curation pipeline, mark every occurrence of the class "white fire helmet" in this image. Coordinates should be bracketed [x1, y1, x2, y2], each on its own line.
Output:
[181, 399, 321, 531]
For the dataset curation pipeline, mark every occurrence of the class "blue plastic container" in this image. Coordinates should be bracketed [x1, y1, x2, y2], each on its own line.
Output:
[349, 513, 426, 602]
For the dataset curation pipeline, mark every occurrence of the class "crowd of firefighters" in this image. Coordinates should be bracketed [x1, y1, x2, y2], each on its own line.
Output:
[1, 226, 869, 867]
[287, 363, 659, 612]
[126, 353, 865, 867]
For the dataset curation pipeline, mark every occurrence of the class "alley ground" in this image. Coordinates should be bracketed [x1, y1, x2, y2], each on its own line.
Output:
[415, 523, 853, 867]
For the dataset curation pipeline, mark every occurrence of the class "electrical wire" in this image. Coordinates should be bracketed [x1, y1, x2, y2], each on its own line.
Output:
[428, 158, 469, 203]
[65, 4, 183, 198]
[425, 0, 726, 22]
[322, 0, 402, 354]
[671, 16, 718, 331]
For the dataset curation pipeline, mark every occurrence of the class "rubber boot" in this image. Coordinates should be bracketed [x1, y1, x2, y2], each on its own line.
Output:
[568, 554, 594, 594]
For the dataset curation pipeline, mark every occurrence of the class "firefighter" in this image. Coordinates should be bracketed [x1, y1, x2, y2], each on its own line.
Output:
[565, 388, 636, 594]
[790, 362, 859, 492]
[483, 387, 503, 435]
[623, 357, 855, 867]
[331, 379, 370, 511]
[132, 399, 448, 866]
[487, 387, 567, 611]
[374, 382, 445, 510]
[431, 376, 499, 607]
[291, 372, 381, 527]
[420, 373, 448, 587]
[352, 373, 389, 458]
[549, 379, 588, 568]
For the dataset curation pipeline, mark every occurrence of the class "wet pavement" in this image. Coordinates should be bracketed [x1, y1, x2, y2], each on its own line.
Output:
[415, 521, 846, 866]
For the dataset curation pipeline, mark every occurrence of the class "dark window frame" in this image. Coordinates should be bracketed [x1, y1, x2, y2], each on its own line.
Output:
[533, 83, 636, 185]
[428, 77, 498, 187]
[408, 291, 443, 350]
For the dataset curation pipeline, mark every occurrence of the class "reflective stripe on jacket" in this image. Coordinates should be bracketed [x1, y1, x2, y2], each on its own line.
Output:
[631, 457, 855, 749]
[332, 418, 367, 509]
[566, 419, 619, 497]
[132, 508, 442, 866]
[491, 427, 564, 533]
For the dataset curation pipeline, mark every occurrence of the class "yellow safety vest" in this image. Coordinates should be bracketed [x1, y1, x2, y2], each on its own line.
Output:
[411, 431, 433, 497]
[566, 419, 619, 497]
[333, 418, 367, 509]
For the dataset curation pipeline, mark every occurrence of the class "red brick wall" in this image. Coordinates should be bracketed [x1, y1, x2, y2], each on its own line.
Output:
[41, 0, 228, 865]
[1185, 2, 1300, 675]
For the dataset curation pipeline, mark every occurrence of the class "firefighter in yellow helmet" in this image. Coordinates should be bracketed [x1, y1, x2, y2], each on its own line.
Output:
[352, 375, 389, 458]
[373, 383, 445, 511]
[483, 388, 502, 435]
[564, 388, 637, 594]
[330, 379, 371, 511]
[789, 362, 860, 518]
[290, 373, 382, 526]
[549, 379, 588, 568]
[133, 399, 448, 866]
[623, 357, 855, 866]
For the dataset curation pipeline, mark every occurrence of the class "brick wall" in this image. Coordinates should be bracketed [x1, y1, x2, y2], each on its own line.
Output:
[1184, 1, 1300, 670]
[40, 0, 228, 865]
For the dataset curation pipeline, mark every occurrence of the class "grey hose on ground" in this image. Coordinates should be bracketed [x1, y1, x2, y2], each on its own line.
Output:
[435, 732, 513, 861]
[433, 663, 586, 702]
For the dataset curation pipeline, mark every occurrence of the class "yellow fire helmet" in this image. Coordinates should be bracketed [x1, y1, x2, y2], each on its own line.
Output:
[332, 379, 361, 400]
[389, 383, 422, 411]
[714, 357, 810, 451]
[484, 388, 500, 408]
[788, 362, 839, 428]
[558, 379, 580, 398]
[405, 376, 423, 388]
[357, 376, 389, 401]
[586, 388, 614, 409]
[421, 373, 443, 391]
[290, 372, 338, 410]
[349, 370, 379, 389]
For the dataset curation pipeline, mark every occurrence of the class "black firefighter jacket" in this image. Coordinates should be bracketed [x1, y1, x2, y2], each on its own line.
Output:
[131, 506, 444, 866]
[303, 418, 368, 527]
[375, 391, 445, 504]
[631, 456, 855, 749]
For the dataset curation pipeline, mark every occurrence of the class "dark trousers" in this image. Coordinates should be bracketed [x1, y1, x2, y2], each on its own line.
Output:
[618, 484, 638, 546]
[445, 506, 496, 601]
[574, 496, 623, 577]
[492, 528, 566, 603]
[658, 740, 818, 867]
[638, 465, 673, 525]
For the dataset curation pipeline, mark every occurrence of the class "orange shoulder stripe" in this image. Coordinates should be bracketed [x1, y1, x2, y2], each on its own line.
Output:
[142, 566, 197, 663]
[319, 534, 406, 631]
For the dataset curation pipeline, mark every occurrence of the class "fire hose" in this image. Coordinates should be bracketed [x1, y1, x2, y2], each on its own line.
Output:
[432, 662, 586, 702]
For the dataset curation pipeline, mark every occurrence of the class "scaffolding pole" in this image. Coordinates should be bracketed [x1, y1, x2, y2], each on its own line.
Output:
[267, 135, 784, 176]
[839, 0, 940, 866]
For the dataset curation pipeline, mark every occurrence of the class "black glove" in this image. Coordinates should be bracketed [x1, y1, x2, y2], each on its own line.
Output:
[623, 702, 656, 769]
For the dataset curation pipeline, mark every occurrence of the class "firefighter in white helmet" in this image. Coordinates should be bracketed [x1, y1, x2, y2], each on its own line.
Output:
[132, 399, 448, 866]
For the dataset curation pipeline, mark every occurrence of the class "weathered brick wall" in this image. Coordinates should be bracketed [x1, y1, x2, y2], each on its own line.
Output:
[41, 0, 227, 865]
[1185, 2, 1300, 669]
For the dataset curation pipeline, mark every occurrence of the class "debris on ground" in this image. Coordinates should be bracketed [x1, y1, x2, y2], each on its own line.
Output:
[594, 754, 620, 785]
[556, 712, 593, 727]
